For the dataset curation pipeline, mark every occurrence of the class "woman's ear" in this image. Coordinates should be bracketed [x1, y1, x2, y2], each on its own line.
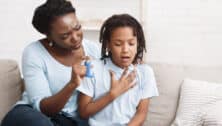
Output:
[46, 36, 54, 47]
[46, 34, 53, 42]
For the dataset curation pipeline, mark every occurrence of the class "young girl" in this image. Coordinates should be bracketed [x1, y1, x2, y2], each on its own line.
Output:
[77, 14, 159, 126]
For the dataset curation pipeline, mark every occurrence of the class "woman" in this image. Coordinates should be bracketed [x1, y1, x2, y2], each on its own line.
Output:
[1, 0, 100, 126]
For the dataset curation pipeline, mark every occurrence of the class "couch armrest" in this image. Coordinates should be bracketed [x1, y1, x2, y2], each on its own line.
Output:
[0, 59, 23, 121]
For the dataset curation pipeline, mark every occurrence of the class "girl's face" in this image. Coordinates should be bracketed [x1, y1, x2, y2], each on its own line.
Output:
[48, 13, 83, 51]
[108, 26, 137, 68]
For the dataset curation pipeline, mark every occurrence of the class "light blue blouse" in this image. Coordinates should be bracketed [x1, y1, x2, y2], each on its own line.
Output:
[17, 39, 100, 119]
[77, 58, 159, 126]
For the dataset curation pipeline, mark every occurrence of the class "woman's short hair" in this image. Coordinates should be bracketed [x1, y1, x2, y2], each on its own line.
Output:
[32, 0, 75, 34]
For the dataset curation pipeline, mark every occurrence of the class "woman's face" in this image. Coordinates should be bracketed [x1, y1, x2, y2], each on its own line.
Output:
[108, 26, 137, 68]
[48, 13, 83, 51]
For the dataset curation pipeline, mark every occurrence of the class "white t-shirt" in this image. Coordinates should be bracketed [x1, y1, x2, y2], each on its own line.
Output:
[17, 39, 100, 119]
[77, 58, 159, 126]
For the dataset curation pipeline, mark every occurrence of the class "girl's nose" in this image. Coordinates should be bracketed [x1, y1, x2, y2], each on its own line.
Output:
[122, 44, 129, 52]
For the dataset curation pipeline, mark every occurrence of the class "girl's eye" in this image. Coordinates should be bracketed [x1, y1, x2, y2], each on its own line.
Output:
[129, 43, 136, 46]
[114, 43, 121, 46]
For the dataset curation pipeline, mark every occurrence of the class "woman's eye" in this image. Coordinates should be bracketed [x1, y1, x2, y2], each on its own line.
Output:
[73, 24, 82, 31]
[61, 34, 69, 40]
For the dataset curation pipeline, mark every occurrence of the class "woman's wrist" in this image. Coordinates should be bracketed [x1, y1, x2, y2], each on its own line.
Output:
[68, 81, 78, 89]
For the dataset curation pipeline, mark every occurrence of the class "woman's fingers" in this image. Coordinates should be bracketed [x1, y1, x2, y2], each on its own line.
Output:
[81, 56, 91, 61]
[72, 64, 86, 77]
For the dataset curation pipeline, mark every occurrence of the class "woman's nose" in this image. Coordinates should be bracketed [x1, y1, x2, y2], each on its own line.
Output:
[71, 30, 81, 41]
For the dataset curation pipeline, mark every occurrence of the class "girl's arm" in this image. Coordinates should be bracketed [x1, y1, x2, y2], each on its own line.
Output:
[127, 99, 150, 126]
[78, 69, 136, 119]
[78, 92, 115, 119]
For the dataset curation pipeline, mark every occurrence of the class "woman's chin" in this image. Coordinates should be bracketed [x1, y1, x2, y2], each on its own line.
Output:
[71, 44, 82, 50]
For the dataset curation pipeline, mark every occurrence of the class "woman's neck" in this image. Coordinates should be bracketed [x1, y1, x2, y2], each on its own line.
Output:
[40, 38, 85, 66]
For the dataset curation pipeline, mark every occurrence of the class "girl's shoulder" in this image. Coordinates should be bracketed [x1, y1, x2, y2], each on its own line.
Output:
[82, 39, 101, 59]
[136, 63, 154, 75]
[90, 59, 105, 70]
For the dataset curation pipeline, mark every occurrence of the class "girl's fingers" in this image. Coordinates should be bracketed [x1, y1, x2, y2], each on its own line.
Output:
[120, 67, 129, 80]
[129, 80, 136, 88]
[126, 70, 136, 83]
[109, 70, 116, 82]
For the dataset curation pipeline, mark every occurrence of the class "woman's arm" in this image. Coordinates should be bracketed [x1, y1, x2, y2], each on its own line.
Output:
[40, 81, 78, 116]
[22, 42, 89, 117]
[127, 99, 150, 126]
[40, 63, 86, 116]
[78, 69, 136, 119]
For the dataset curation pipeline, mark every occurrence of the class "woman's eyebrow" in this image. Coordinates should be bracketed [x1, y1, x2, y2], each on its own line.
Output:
[59, 31, 71, 36]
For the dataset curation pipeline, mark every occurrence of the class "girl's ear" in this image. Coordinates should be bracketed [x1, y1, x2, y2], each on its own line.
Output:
[106, 43, 111, 56]
[106, 42, 110, 51]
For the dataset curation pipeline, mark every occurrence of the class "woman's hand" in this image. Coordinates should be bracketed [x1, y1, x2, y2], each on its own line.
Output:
[109, 67, 136, 99]
[69, 56, 90, 87]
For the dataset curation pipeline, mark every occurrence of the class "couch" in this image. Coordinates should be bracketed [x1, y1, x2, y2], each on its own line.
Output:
[0, 60, 23, 123]
[0, 59, 222, 126]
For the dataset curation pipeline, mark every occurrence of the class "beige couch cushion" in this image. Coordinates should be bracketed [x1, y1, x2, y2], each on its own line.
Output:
[0, 60, 23, 121]
[144, 63, 222, 126]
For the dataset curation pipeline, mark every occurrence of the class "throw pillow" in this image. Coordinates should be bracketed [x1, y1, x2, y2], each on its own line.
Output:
[171, 79, 222, 126]
[202, 100, 222, 126]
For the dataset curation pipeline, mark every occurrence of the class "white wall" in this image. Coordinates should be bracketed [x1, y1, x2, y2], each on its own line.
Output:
[0, 0, 222, 67]
[0, 0, 45, 65]
[145, 0, 222, 66]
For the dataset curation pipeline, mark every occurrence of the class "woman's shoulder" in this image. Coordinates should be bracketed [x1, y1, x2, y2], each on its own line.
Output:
[22, 41, 47, 64]
[23, 41, 43, 54]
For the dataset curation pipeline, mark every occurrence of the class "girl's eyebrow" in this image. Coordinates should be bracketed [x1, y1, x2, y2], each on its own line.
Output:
[128, 38, 136, 41]
[112, 38, 135, 42]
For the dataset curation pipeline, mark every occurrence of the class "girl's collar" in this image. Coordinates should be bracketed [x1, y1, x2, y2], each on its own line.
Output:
[105, 58, 134, 73]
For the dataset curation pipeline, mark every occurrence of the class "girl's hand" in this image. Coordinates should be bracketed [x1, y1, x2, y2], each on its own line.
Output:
[109, 67, 136, 99]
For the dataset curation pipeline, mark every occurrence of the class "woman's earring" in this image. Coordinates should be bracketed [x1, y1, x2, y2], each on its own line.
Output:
[49, 42, 53, 47]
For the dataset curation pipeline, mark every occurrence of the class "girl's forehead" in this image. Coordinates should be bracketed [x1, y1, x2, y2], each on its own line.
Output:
[110, 27, 136, 39]
[111, 27, 133, 35]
